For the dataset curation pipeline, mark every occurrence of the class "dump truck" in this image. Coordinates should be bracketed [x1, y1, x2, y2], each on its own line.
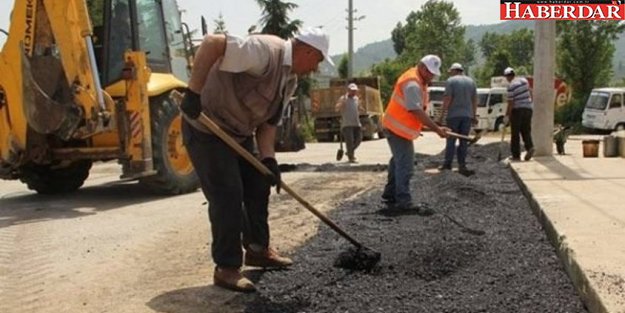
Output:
[0, 0, 200, 194]
[310, 77, 384, 142]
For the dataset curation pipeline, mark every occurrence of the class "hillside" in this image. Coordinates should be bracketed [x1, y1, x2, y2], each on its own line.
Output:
[334, 21, 625, 80]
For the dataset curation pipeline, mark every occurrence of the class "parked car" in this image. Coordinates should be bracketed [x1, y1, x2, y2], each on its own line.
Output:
[582, 88, 625, 132]
[475, 87, 508, 131]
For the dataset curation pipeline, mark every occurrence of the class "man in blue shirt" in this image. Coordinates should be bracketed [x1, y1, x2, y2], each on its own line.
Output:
[439, 63, 477, 175]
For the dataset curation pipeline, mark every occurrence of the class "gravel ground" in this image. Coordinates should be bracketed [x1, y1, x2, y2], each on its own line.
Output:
[240, 143, 588, 313]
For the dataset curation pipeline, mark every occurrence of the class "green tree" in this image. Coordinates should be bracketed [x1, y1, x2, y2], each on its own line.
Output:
[255, 0, 302, 39]
[558, 21, 625, 101]
[338, 54, 349, 79]
[213, 13, 227, 34]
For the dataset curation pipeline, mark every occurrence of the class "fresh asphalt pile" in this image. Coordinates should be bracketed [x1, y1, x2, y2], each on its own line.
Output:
[243, 142, 587, 313]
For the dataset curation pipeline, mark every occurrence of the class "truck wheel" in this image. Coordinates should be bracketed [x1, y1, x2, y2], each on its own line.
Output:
[494, 117, 504, 132]
[20, 160, 92, 194]
[616, 123, 625, 132]
[139, 93, 200, 195]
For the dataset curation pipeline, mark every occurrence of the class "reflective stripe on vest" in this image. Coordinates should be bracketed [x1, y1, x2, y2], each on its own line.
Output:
[382, 68, 429, 140]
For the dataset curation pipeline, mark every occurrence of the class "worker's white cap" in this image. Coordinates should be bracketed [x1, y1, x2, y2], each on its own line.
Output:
[295, 27, 334, 66]
[448, 62, 464, 72]
[503, 67, 515, 76]
[420, 54, 441, 76]
[347, 83, 358, 90]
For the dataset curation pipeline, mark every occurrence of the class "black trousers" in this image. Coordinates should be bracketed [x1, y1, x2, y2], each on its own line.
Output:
[510, 108, 534, 158]
[182, 119, 270, 268]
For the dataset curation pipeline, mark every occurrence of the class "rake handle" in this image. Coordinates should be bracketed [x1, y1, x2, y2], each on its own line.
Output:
[195, 112, 364, 249]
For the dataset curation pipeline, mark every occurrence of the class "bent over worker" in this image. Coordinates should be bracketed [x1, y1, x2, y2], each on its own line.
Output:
[179, 28, 332, 293]
[381, 55, 449, 214]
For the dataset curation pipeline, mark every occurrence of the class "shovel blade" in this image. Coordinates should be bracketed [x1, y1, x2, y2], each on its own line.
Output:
[336, 148, 344, 161]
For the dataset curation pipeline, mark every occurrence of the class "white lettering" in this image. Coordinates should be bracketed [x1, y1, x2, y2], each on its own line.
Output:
[550, 6, 562, 19]
[505, 2, 522, 19]
[522, 5, 536, 19]
[538, 5, 550, 18]
[579, 5, 593, 19]
[562, 5, 575, 19]
[593, 6, 606, 19]
[607, 5, 622, 19]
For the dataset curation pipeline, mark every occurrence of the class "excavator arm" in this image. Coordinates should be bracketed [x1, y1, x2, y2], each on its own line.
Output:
[0, 0, 114, 169]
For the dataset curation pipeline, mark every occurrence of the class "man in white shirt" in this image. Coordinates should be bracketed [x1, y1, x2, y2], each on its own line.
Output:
[180, 28, 332, 292]
[335, 83, 363, 163]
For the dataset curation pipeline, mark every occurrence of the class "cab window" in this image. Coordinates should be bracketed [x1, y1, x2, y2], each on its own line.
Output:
[489, 93, 504, 106]
[609, 94, 622, 109]
[136, 0, 170, 73]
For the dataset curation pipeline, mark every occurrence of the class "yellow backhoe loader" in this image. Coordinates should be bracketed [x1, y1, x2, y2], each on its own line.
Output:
[0, 0, 200, 194]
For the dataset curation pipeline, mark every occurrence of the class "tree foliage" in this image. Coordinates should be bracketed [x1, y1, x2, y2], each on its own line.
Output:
[213, 13, 227, 34]
[374, 0, 473, 103]
[255, 0, 302, 39]
[338, 54, 349, 79]
[474, 29, 534, 86]
[557, 21, 625, 101]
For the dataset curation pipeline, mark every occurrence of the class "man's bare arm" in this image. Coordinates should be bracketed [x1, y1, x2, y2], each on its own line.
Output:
[188, 34, 227, 94]
[256, 122, 277, 160]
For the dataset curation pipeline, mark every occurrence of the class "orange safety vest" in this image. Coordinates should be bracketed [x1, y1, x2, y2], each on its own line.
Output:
[382, 67, 429, 140]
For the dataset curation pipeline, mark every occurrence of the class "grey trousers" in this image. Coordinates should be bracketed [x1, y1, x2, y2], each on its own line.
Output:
[341, 126, 362, 159]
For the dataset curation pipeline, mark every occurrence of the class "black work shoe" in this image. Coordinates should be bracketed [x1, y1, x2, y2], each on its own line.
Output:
[381, 194, 395, 204]
[378, 203, 436, 217]
[245, 247, 293, 268]
[213, 267, 256, 293]
[524, 148, 535, 161]
[439, 164, 452, 171]
[458, 167, 475, 177]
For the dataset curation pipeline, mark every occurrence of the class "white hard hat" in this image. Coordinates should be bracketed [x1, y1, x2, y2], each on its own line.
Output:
[347, 83, 358, 90]
[504, 67, 515, 76]
[449, 62, 464, 72]
[420, 54, 441, 76]
[295, 27, 334, 66]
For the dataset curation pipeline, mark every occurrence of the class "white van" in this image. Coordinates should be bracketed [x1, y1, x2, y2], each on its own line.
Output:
[582, 88, 625, 131]
[475, 87, 508, 131]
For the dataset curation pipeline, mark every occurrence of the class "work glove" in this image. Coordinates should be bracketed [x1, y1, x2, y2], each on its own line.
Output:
[261, 157, 281, 194]
[503, 116, 510, 126]
[180, 89, 202, 119]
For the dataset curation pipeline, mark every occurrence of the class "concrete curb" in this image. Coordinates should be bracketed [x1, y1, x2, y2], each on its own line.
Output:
[509, 165, 607, 313]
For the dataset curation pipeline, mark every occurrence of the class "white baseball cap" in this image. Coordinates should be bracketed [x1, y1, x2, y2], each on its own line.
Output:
[449, 62, 464, 72]
[503, 67, 515, 76]
[420, 54, 441, 76]
[295, 27, 334, 66]
[347, 83, 358, 90]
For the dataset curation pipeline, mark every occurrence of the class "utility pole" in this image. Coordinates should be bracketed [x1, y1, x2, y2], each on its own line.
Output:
[533, 21, 556, 156]
[347, 0, 364, 79]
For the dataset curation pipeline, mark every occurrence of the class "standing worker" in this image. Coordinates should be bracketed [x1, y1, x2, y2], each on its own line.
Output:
[503, 67, 535, 161]
[179, 28, 333, 293]
[439, 63, 478, 176]
[335, 83, 363, 163]
[381, 55, 450, 213]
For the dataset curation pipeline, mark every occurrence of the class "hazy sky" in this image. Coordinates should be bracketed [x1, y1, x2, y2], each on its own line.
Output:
[0, 0, 502, 55]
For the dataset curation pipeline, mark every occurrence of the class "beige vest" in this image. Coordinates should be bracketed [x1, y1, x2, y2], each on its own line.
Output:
[187, 35, 290, 140]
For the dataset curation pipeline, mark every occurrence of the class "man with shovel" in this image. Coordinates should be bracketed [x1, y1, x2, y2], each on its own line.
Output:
[179, 27, 332, 292]
[335, 83, 363, 163]
[381, 55, 450, 214]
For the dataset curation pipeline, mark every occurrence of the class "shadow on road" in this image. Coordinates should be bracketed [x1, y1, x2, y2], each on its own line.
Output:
[0, 181, 175, 228]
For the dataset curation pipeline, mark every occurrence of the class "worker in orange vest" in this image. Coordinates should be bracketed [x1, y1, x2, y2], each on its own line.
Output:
[381, 55, 450, 215]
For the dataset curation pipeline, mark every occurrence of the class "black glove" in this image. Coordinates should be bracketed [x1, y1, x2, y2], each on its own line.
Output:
[261, 157, 281, 194]
[180, 89, 202, 119]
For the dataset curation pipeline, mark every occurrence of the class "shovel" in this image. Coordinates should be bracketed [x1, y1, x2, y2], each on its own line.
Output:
[497, 125, 507, 161]
[447, 130, 482, 145]
[336, 132, 344, 161]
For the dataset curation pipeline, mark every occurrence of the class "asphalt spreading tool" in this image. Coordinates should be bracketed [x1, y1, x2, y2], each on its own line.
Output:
[336, 133, 344, 161]
[172, 91, 381, 271]
[497, 126, 507, 161]
[447, 130, 482, 145]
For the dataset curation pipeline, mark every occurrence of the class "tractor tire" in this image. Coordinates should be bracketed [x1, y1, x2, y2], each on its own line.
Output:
[19, 160, 92, 194]
[139, 93, 200, 195]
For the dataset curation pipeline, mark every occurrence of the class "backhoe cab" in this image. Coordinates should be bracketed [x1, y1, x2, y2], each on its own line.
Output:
[0, 0, 199, 194]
